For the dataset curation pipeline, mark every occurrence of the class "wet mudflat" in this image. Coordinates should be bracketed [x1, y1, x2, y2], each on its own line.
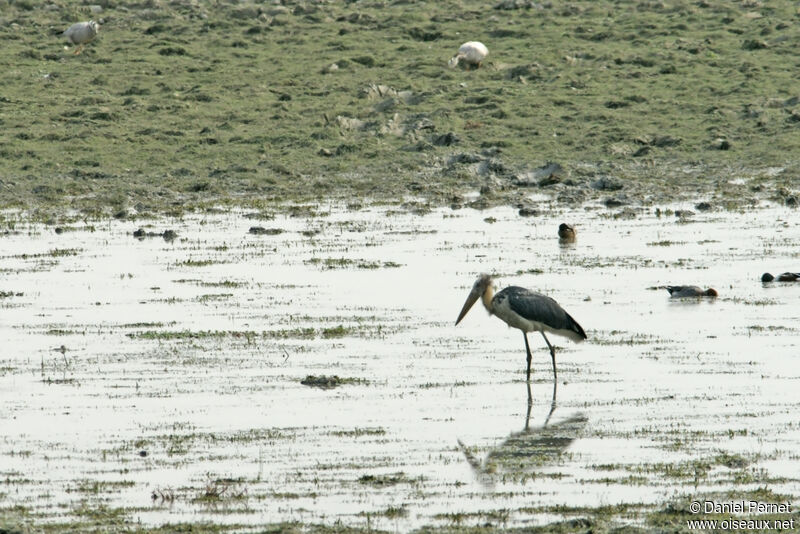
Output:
[1, 202, 799, 532]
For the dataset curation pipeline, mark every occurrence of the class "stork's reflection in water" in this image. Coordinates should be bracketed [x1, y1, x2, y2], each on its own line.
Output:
[458, 383, 587, 482]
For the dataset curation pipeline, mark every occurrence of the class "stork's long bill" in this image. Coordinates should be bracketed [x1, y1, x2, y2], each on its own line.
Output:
[455, 274, 493, 325]
[455, 287, 479, 325]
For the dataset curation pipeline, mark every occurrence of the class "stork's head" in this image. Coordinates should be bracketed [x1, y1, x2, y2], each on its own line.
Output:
[705, 288, 718, 297]
[455, 274, 493, 325]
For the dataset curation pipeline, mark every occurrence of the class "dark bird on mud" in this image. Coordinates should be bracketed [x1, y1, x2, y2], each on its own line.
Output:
[666, 286, 718, 298]
[448, 41, 488, 69]
[558, 223, 576, 242]
[761, 272, 800, 282]
[455, 274, 586, 383]
[63, 20, 99, 54]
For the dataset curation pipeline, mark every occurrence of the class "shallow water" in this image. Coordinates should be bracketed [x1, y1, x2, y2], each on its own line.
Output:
[1, 202, 799, 530]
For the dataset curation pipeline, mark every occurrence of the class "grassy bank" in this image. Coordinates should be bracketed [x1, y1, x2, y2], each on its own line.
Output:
[1, 0, 799, 219]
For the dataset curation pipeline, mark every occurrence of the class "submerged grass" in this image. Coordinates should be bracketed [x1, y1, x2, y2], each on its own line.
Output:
[2, 1, 800, 218]
[305, 257, 403, 270]
[127, 325, 384, 340]
[2, 479, 796, 533]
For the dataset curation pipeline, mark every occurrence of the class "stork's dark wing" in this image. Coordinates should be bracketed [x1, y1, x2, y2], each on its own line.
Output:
[501, 286, 586, 340]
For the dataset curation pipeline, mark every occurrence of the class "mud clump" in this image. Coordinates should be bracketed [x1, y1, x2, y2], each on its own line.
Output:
[249, 227, 284, 236]
[357, 473, 409, 487]
[301, 375, 343, 389]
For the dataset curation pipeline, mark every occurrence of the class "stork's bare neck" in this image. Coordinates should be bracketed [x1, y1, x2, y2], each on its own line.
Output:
[481, 281, 495, 313]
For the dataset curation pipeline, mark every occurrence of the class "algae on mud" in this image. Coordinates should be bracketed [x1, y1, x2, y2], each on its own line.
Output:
[1, 1, 799, 218]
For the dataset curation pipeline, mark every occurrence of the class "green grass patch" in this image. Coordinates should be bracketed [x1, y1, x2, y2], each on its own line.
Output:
[304, 257, 402, 270]
[2, 1, 799, 218]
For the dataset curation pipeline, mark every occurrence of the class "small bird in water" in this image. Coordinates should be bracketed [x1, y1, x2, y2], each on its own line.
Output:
[666, 286, 718, 298]
[455, 274, 586, 383]
[558, 223, 576, 242]
[761, 272, 800, 282]
[448, 41, 488, 70]
[63, 21, 99, 55]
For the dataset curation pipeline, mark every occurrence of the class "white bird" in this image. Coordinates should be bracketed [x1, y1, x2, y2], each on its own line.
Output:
[63, 21, 99, 55]
[456, 274, 586, 382]
[448, 41, 488, 70]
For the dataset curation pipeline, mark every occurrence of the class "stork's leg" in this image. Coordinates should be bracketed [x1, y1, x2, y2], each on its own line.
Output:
[523, 332, 533, 382]
[525, 380, 532, 408]
[540, 332, 557, 382]
[524, 382, 533, 427]
[73, 45, 83, 55]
